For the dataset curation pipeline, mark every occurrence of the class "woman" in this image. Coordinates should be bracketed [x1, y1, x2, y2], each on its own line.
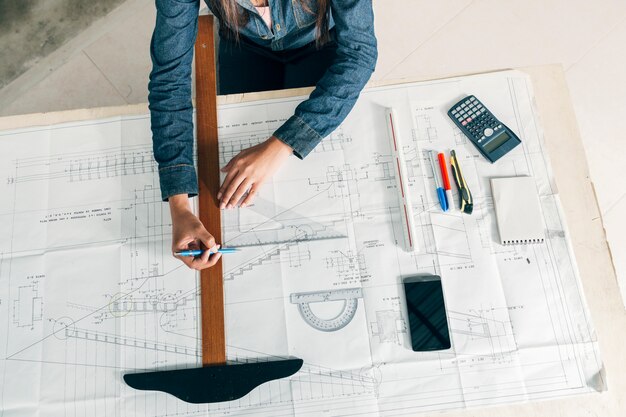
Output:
[149, 0, 377, 270]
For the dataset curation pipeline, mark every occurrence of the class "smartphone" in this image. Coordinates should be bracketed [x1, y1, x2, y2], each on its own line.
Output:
[403, 275, 451, 351]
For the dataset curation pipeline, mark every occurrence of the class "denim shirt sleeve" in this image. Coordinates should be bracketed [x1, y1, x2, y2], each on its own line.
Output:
[273, 0, 378, 159]
[149, 0, 200, 201]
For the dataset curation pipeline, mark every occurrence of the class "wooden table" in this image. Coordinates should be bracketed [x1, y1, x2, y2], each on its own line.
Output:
[1, 64, 623, 416]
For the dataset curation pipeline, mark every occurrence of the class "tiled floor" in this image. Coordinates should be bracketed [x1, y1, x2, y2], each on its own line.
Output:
[1, 0, 625, 306]
[0, 0, 126, 90]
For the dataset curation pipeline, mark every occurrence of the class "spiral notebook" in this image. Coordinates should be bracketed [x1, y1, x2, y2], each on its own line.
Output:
[490, 176, 545, 245]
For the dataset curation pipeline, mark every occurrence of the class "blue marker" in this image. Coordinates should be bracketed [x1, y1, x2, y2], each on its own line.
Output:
[428, 150, 448, 211]
[174, 248, 239, 257]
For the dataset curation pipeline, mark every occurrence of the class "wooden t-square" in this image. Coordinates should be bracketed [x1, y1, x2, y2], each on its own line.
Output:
[123, 15, 303, 403]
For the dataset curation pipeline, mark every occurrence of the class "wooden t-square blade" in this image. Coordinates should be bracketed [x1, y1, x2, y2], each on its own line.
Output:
[195, 13, 226, 369]
[124, 15, 302, 403]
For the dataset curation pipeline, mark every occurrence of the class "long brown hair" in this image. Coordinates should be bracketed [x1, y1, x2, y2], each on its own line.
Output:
[209, 0, 331, 46]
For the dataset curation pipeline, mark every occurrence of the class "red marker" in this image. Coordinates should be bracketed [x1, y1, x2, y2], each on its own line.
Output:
[437, 152, 454, 210]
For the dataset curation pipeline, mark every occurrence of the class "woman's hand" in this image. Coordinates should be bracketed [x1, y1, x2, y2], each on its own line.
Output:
[218, 136, 292, 209]
[169, 194, 222, 270]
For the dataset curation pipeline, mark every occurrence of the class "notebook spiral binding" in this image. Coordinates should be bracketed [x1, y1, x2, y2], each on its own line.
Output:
[502, 238, 545, 245]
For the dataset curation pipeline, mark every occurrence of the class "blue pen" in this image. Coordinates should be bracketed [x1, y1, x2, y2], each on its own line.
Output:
[428, 150, 448, 211]
[175, 248, 239, 257]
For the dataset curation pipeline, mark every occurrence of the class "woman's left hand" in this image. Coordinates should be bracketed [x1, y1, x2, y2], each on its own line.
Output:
[218, 136, 293, 209]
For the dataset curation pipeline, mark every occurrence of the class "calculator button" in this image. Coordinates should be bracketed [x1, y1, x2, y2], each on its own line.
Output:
[461, 121, 467, 126]
[466, 117, 472, 123]
[484, 128, 494, 137]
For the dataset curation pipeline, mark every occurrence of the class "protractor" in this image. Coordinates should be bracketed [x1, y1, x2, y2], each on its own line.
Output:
[290, 288, 363, 332]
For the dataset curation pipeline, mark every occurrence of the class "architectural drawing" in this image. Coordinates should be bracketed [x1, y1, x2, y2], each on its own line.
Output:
[0, 71, 603, 416]
[370, 309, 407, 345]
[12, 282, 43, 329]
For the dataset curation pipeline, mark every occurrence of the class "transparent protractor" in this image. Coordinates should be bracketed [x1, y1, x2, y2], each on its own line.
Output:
[297, 298, 359, 332]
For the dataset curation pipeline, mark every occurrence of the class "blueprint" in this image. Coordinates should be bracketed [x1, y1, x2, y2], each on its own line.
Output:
[0, 70, 604, 416]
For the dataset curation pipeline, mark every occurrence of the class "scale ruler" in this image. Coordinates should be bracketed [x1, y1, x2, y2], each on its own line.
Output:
[385, 107, 419, 252]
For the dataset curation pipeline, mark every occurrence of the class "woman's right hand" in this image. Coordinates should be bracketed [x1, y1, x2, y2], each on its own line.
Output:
[169, 194, 222, 270]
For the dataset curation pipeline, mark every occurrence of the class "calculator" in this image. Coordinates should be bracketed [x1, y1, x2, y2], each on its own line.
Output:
[447, 95, 521, 163]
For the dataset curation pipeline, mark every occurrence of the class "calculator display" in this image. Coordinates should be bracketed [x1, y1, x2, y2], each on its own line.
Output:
[483, 131, 510, 153]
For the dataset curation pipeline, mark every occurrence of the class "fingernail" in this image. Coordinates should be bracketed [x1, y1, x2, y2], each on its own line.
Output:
[217, 192, 222, 199]
[227, 204, 233, 209]
[220, 202, 225, 209]
[240, 203, 247, 208]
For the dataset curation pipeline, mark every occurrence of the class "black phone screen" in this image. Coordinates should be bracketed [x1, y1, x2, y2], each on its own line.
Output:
[403, 276, 451, 351]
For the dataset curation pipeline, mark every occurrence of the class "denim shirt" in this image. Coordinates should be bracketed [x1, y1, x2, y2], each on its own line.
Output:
[149, 0, 378, 200]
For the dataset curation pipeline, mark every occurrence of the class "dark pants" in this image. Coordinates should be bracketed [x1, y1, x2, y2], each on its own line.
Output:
[217, 31, 338, 95]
